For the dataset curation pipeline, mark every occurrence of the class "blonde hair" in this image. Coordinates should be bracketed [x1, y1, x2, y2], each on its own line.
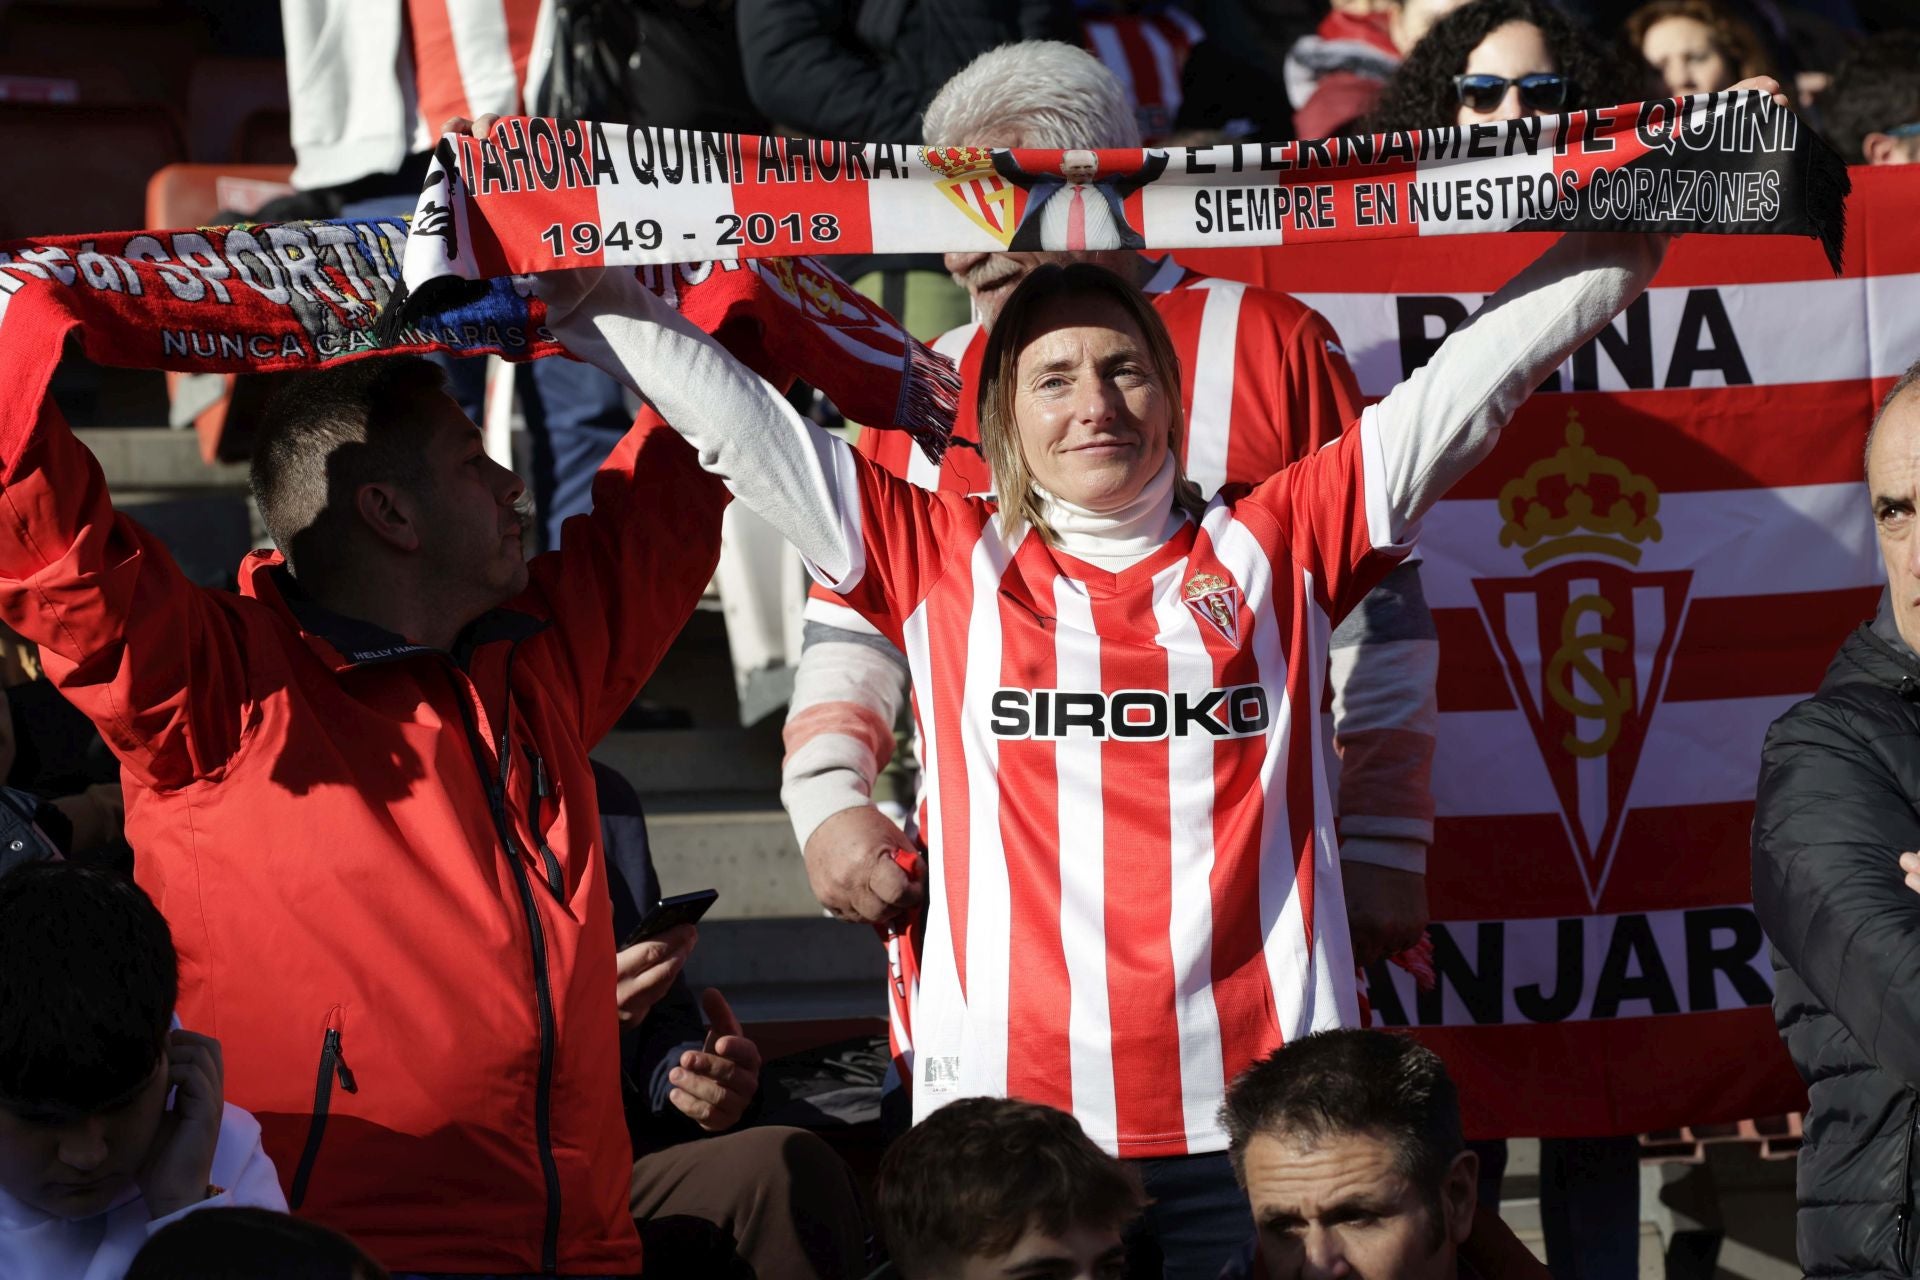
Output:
[977, 264, 1206, 545]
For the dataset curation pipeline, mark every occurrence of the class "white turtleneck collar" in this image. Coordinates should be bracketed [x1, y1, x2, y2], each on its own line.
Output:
[1030, 455, 1188, 571]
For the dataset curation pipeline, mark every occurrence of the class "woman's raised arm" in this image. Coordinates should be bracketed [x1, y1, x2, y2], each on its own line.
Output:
[1368, 231, 1666, 544]
[535, 267, 866, 583]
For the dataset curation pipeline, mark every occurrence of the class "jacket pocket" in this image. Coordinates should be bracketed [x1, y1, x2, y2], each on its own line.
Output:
[288, 1006, 358, 1211]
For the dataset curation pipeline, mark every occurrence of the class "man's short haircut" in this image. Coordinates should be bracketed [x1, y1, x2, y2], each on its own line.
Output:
[0, 861, 176, 1112]
[1823, 32, 1920, 165]
[877, 1097, 1145, 1277]
[922, 41, 1142, 149]
[249, 356, 449, 585]
[1221, 1030, 1464, 1198]
[128, 1206, 391, 1280]
[1865, 355, 1920, 480]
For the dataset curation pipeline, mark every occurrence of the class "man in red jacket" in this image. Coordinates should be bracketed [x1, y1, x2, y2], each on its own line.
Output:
[0, 353, 811, 1276]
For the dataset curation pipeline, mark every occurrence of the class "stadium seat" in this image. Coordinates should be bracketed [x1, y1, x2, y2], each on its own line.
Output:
[231, 107, 293, 166]
[0, 103, 185, 239]
[1640, 1114, 1805, 1165]
[186, 57, 287, 163]
[0, 56, 136, 105]
[145, 161, 293, 229]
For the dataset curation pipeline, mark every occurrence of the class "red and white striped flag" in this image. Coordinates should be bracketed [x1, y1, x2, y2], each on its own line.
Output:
[1180, 163, 1920, 1137]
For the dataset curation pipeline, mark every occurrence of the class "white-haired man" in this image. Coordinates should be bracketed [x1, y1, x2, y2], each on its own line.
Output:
[780, 38, 1440, 1279]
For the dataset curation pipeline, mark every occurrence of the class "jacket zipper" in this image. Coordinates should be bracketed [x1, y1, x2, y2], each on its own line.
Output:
[289, 1023, 357, 1211]
[524, 746, 564, 898]
[1901, 1095, 1919, 1270]
[451, 653, 562, 1274]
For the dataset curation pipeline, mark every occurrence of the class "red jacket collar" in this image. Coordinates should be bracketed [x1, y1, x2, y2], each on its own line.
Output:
[237, 550, 546, 672]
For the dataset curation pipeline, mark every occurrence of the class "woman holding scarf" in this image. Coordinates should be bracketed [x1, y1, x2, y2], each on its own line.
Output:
[486, 80, 1779, 1277]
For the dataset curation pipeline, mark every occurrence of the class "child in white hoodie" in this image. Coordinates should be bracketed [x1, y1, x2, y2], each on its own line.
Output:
[0, 861, 286, 1280]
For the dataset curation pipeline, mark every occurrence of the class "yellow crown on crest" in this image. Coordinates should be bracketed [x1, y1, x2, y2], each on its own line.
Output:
[918, 145, 997, 180]
[1497, 412, 1661, 567]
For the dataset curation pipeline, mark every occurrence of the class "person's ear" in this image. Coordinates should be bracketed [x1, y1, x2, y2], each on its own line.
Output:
[1862, 132, 1900, 166]
[355, 482, 423, 553]
[1441, 1148, 1478, 1244]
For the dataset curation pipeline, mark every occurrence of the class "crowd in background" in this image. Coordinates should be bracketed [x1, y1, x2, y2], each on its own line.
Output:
[1, 1, 1918, 1279]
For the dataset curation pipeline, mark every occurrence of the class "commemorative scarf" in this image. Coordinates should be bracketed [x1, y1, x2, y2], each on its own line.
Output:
[0, 219, 961, 460]
[383, 89, 1848, 336]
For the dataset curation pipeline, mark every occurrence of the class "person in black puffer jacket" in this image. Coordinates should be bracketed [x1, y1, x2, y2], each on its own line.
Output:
[736, 0, 1073, 142]
[1753, 363, 1920, 1279]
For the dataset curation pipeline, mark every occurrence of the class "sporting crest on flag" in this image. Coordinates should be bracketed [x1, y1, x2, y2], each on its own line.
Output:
[919, 146, 1023, 247]
[1184, 571, 1244, 647]
[1472, 412, 1692, 907]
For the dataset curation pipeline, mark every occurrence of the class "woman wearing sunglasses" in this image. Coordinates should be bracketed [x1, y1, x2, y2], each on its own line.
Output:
[1368, 0, 1642, 131]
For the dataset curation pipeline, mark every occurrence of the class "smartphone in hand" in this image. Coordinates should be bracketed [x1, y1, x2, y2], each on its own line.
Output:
[620, 888, 719, 951]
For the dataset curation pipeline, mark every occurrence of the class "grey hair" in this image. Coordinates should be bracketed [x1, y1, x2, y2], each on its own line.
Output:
[922, 41, 1142, 149]
[1866, 356, 1920, 480]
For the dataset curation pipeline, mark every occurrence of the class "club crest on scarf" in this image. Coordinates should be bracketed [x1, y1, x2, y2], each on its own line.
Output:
[1183, 572, 1244, 648]
[1472, 412, 1689, 907]
[919, 146, 1022, 248]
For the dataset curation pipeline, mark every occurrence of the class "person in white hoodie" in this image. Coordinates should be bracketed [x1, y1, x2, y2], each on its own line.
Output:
[0, 861, 285, 1280]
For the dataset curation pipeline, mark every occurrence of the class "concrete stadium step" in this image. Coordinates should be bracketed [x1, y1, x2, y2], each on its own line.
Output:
[643, 798, 811, 919]
[74, 426, 247, 490]
[637, 606, 750, 729]
[593, 721, 784, 797]
[683, 917, 886, 1024]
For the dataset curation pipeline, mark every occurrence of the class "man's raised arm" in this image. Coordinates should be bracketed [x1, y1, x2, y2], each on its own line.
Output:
[0, 397, 249, 788]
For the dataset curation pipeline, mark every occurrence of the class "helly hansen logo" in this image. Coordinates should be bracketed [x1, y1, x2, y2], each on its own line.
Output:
[988, 686, 1272, 740]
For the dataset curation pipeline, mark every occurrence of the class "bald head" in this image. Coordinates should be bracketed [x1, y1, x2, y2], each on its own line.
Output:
[1866, 359, 1920, 653]
[1867, 359, 1920, 480]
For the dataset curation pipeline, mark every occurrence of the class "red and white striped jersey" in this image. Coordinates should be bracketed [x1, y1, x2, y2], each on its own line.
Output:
[405, 0, 549, 147]
[1078, 8, 1207, 144]
[816, 422, 1409, 1156]
[852, 258, 1363, 499]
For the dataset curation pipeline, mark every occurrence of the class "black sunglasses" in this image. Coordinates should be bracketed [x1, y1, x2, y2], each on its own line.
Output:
[1452, 73, 1570, 113]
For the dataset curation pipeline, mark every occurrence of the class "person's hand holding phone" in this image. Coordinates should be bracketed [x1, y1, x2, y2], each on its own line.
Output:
[615, 923, 697, 1025]
[668, 989, 761, 1132]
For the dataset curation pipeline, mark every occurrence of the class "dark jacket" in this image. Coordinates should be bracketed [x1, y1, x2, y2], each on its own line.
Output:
[595, 760, 766, 1156]
[736, 0, 1072, 141]
[1753, 600, 1920, 1277]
